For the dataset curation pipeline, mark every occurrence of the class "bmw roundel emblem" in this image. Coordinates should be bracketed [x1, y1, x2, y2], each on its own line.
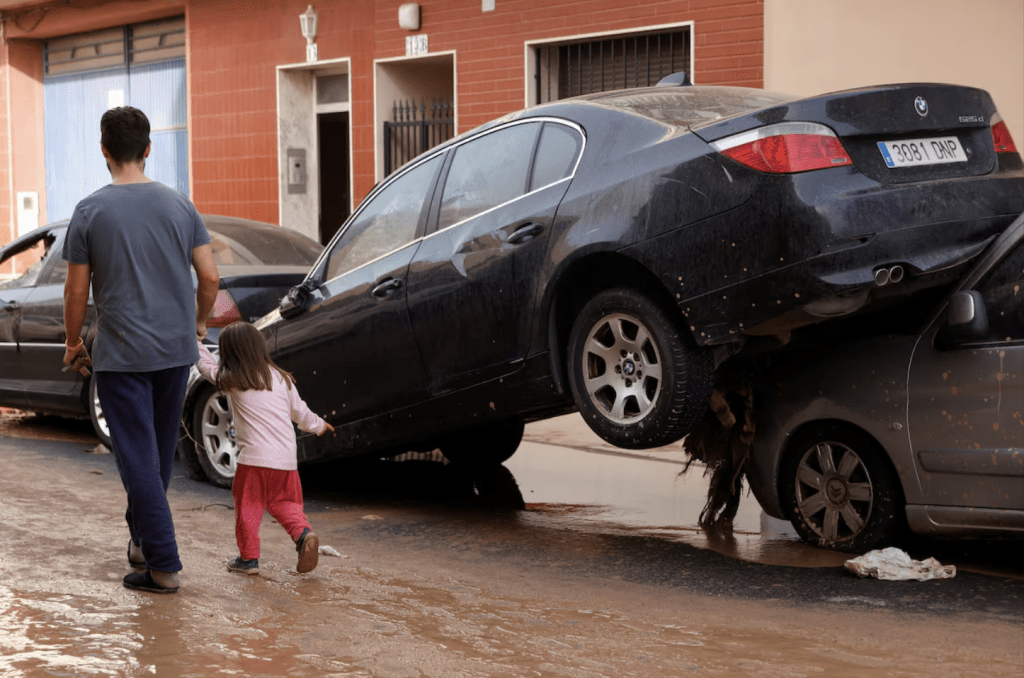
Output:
[914, 96, 929, 117]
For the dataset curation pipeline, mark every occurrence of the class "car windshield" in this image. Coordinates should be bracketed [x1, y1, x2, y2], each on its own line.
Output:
[205, 219, 323, 267]
[583, 86, 798, 128]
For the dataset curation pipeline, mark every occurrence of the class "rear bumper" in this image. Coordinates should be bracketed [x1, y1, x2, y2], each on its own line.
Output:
[687, 215, 1003, 344]
[650, 159, 1024, 345]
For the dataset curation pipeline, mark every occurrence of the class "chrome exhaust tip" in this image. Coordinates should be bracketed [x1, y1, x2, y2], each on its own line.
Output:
[874, 265, 905, 286]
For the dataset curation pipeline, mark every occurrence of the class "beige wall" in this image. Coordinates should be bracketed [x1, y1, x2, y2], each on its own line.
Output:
[765, 0, 1024, 148]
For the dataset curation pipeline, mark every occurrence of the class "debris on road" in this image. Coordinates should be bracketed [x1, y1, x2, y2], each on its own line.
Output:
[681, 381, 756, 536]
[85, 443, 111, 454]
[845, 547, 956, 581]
[319, 545, 345, 558]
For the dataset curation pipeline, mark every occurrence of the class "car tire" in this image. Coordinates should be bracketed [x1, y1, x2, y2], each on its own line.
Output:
[191, 385, 238, 488]
[441, 420, 525, 468]
[86, 377, 112, 448]
[780, 423, 902, 553]
[177, 433, 209, 483]
[567, 287, 713, 449]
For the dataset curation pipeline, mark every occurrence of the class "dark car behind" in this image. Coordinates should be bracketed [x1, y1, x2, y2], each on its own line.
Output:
[0, 215, 322, 446]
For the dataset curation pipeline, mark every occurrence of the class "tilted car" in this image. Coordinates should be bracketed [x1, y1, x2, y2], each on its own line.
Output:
[745, 212, 1023, 552]
[0, 215, 322, 447]
[182, 77, 1023, 487]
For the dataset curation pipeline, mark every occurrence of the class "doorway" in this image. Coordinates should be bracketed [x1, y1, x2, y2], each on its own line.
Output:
[318, 111, 350, 245]
[276, 58, 352, 244]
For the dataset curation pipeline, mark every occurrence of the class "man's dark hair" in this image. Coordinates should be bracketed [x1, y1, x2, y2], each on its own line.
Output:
[100, 107, 150, 163]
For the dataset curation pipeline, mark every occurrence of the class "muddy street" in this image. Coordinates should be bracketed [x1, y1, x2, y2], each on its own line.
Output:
[1, 412, 1022, 677]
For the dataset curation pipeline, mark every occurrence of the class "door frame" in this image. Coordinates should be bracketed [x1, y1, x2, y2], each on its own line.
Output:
[276, 57, 353, 243]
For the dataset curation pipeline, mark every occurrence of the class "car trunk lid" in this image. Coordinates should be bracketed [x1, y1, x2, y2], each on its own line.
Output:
[692, 83, 1001, 184]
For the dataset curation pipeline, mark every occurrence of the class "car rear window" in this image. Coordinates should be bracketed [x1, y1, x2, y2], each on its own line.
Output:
[583, 86, 798, 129]
[205, 219, 323, 266]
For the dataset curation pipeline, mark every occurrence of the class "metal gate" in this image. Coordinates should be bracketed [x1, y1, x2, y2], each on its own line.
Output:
[43, 18, 187, 220]
[383, 99, 454, 176]
[534, 28, 691, 105]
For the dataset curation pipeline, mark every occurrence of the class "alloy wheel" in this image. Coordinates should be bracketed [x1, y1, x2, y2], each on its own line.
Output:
[198, 391, 238, 480]
[580, 312, 663, 425]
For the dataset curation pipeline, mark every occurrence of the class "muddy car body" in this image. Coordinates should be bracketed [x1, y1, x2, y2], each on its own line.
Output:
[182, 79, 1023, 486]
[746, 212, 1024, 552]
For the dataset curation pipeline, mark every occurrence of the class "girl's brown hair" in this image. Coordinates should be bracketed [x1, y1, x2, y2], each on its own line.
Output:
[214, 321, 295, 392]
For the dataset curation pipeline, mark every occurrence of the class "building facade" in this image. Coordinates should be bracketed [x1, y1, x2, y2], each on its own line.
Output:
[1, 0, 1021, 264]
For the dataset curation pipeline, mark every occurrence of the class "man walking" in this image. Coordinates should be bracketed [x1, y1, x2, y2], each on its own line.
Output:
[62, 106, 220, 594]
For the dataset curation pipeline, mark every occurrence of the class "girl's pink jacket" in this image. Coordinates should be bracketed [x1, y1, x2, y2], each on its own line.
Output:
[196, 342, 327, 471]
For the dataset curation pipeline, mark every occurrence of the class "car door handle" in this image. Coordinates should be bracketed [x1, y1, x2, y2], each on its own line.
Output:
[2, 301, 19, 313]
[371, 278, 404, 298]
[508, 223, 544, 245]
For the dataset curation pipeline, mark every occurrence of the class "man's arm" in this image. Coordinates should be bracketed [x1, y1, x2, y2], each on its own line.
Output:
[192, 243, 219, 339]
[63, 262, 92, 375]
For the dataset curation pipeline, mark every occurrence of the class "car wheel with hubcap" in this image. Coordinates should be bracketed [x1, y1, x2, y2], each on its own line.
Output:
[567, 287, 713, 449]
[86, 377, 112, 448]
[441, 420, 525, 468]
[191, 385, 238, 488]
[780, 423, 902, 552]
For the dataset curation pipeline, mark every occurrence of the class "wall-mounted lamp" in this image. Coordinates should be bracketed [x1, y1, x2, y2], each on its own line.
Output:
[300, 4, 318, 61]
[398, 3, 420, 31]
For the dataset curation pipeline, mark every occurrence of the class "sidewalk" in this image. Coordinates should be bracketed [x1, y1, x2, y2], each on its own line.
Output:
[523, 412, 692, 465]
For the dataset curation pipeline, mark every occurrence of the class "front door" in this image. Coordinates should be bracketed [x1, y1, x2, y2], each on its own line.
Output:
[271, 154, 445, 425]
[908, 239, 1024, 510]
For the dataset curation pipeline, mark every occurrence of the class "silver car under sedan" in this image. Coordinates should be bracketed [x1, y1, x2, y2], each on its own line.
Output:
[745, 212, 1023, 552]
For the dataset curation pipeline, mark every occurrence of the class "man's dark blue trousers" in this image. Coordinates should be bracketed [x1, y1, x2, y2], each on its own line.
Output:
[96, 366, 189, 573]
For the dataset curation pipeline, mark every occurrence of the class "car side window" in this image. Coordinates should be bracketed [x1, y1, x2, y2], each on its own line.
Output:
[974, 241, 1024, 342]
[530, 122, 583, 191]
[437, 123, 540, 231]
[0, 233, 56, 291]
[325, 155, 442, 281]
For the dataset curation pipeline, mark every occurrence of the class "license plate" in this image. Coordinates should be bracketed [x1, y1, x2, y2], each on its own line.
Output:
[877, 137, 967, 168]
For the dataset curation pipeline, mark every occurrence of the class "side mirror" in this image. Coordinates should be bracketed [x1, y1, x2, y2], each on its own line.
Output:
[279, 279, 317, 320]
[945, 290, 989, 343]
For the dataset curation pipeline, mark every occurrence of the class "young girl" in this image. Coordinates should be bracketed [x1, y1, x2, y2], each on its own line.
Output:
[196, 321, 334, 575]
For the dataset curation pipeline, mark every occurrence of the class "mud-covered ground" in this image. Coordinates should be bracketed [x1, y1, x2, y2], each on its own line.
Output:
[1, 411, 1022, 677]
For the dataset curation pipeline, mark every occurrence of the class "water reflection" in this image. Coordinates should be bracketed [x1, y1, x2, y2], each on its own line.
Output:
[0, 584, 148, 675]
[298, 431, 849, 569]
[298, 422, 1018, 576]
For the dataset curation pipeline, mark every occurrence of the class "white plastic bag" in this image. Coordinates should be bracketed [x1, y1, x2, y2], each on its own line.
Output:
[845, 547, 955, 581]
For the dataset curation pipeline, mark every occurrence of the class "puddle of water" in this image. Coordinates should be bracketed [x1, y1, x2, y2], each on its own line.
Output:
[0, 584, 148, 676]
[507, 438, 854, 569]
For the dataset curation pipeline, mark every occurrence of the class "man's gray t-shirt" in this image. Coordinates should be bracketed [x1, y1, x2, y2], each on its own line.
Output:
[63, 182, 211, 372]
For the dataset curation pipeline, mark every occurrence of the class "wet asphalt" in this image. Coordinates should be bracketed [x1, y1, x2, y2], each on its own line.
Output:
[13, 422, 1021, 626]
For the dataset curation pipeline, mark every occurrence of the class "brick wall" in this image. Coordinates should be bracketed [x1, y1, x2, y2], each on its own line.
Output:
[0, 42, 11, 264]
[375, 0, 763, 137]
[187, 0, 379, 224]
[188, 0, 763, 219]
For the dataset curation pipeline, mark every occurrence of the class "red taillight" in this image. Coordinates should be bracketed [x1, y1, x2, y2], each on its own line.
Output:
[991, 114, 1018, 153]
[711, 122, 852, 173]
[207, 289, 243, 328]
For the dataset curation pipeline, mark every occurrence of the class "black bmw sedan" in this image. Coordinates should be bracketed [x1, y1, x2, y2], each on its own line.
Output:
[0, 215, 322, 446]
[189, 78, 1024, 484]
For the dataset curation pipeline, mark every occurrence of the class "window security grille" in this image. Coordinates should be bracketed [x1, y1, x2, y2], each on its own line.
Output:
[384, 99, 455, 177]
[44, 17, 185, 77]
[534, 29, 690, 105]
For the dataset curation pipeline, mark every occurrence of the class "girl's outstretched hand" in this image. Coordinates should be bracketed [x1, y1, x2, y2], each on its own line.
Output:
[319, 421, 335, 436]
